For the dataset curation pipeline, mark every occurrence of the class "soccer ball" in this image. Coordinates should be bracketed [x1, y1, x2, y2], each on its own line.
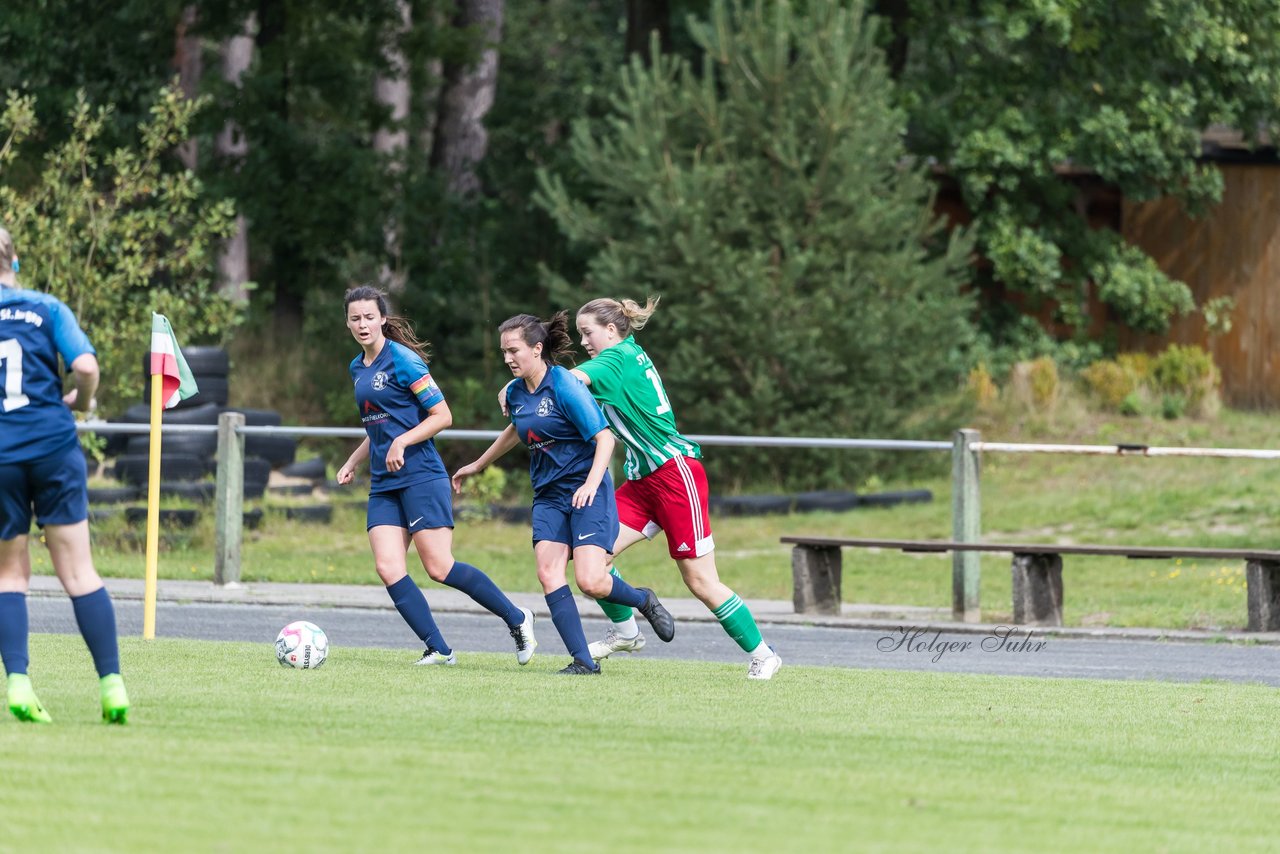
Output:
[275, 620, 329, 669]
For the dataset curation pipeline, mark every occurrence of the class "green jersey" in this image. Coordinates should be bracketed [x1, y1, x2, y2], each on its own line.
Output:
[577, 335, 700, 480]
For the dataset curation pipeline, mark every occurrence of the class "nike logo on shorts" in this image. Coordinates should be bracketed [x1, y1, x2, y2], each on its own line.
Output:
[577, 533, 594, 541]
[409, 516, 424, 527]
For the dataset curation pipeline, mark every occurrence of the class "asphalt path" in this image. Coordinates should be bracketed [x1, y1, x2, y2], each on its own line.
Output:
[28, 597, 1280, 686]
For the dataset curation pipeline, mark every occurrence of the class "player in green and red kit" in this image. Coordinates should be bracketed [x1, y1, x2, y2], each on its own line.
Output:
[572, 296, 781, 680]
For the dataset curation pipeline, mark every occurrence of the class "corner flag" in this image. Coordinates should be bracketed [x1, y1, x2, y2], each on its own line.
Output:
[143, 313, 200, 639]
[149, 313, 199, 409]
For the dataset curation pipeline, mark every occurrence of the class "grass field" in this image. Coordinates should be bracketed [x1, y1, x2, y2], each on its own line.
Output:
[3, 634, 1278, 852]
[59, 407, 1280, 630]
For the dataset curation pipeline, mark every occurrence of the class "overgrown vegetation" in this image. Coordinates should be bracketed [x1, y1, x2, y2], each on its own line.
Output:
[0, 85, 242, 411]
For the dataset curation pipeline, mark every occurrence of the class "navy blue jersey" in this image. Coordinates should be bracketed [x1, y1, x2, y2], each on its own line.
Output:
[0, 287, 94, 464]
[504, 365, 609, 498]
[349, 340, 447, 493]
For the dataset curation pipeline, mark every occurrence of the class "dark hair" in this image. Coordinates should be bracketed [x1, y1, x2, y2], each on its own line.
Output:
[498, 311, 573, 365]
[343, 285, 431, 360]
[577, 295, 659, 338]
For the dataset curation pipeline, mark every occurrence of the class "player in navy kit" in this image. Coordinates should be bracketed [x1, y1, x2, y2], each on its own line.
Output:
[452, 312, 673, 674]
[335, 286, 536, 666]
[0, 226, 129, 723]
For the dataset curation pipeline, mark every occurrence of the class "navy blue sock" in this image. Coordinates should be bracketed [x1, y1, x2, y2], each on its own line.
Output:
[545, 585, 592, 665]
[443, 561, 523, 628]
[0, 591, 30, 676]
[70, 587, 121, 677]
[386, 576, 452, 655]
[602, 573, 647, 609]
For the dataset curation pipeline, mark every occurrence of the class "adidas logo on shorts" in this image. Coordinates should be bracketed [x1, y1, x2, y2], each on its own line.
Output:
[677, 542, 691, 552]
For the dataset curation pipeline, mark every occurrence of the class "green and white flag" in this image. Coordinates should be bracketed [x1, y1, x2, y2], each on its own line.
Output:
[149, 313, 199, 409]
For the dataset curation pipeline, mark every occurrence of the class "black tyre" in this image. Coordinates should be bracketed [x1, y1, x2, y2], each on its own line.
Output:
[243, 480, 267, 500]
[88, 507, 123, 523]
[242, 456, 272, 486]
[125, 507, 200, 527]
[282, 505, 333, 524]
[243, 507, 264, 530]
[268, 484, 315, 497]
[245, 434, 296, 467]
[794, 490, 861, 513]
[709, 494, 793, 517]
[113, 453, 209, 486]
[88, 486, 139, 504]
[159, 481, 216, 502]
[490, 504, 533, 524]
[221, 407, 282, 427]
[858, 489, 933, 508]
[141, 346, 229, 379]
[118, 401, 221, 425]
[126, 432, 217, 459]
[172, 376, 230, 409]
[280, 456, 326, 480]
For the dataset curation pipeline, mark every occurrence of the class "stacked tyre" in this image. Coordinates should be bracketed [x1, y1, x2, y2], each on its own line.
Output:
[95, 346, 297, 501]
[144, 346, 230, 409]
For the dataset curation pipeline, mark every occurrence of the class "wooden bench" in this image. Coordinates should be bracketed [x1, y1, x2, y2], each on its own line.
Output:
[781, 536, 1280, 631]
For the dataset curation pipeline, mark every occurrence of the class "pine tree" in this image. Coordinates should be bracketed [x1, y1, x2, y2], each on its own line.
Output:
[537, 0, 974, 486]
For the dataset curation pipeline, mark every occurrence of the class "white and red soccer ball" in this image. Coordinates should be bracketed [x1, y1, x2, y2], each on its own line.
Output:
[275, 620, 329, 669]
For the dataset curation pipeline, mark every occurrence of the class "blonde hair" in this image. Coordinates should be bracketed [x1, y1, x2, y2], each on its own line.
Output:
[0, 227, 14, 268]
[577, 295, 660, 338]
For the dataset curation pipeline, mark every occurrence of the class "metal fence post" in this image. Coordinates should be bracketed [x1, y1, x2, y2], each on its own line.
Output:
[951, 428, 981, 622]
[214, 411, 245, 586]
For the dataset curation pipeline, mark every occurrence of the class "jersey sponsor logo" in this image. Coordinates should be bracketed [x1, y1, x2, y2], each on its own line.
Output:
[525, 428, 556, 453]
[372, 371, 389, 390]
[677, 542, 691, 552]
[361, 399, 388, 423]
[513, 404, 525, 414]
[536, 396, 554, 417]
[409, 516, 423, 527]
[577, 533, 594, 541]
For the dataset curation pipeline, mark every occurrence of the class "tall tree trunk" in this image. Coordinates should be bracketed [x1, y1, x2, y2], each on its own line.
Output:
[215, 13, 256, 305]
[374, 0, 412, 294]
[871, 0, 911, 78]
[173, 5, 202, 170]
[432, 0, 505, 197]
[626, 0, 670, 61]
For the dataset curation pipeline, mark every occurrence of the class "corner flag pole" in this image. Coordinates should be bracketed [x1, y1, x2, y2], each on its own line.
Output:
[143, 372, 163, 640]
[143, 313, 199, 640]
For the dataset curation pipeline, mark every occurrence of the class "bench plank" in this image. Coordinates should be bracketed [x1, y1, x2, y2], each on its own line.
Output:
[780, 536, 1280, 562]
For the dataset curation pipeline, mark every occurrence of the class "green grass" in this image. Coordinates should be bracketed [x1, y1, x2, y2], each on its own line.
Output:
[64, 407, 1280, 630]
[4, 634, 1278, 852]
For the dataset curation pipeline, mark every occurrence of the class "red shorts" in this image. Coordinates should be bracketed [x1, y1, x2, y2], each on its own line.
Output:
[615, 456, 714, 559]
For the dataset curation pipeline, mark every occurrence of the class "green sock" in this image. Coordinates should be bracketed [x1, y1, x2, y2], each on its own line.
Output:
[596, 568, 634, 622]
[712, 593, 764, 653]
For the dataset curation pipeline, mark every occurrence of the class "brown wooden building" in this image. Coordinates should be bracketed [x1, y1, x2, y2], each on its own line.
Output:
[1121, 160, 1280, 408]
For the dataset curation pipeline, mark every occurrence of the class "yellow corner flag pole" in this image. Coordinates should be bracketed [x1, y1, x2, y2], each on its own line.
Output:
[143, 372, 163, 640]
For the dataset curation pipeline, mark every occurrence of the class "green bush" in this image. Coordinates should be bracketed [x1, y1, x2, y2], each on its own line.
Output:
[1080, 359, 1135, 410]
[1150, 344, 1220, 417]
[0, 85, 242, 412]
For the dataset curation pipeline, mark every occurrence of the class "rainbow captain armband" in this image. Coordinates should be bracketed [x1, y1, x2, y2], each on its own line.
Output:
[410, 374, 441, 406]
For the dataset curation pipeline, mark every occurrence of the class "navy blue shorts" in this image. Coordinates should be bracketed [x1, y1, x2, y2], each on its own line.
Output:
[531, 481, 619, 554]
[0, 443, 89, 540]
[366, 477, 454, 533]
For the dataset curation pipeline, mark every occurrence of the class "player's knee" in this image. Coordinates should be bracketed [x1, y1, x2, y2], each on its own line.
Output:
[575, 572, 611, 599]
[374, 563, 406, 586]
[421, 559, 452, 582]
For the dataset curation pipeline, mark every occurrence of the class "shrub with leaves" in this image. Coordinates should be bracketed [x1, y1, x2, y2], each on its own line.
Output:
[1150, 344, 1220, 416]
[0, 84, 242, 412]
